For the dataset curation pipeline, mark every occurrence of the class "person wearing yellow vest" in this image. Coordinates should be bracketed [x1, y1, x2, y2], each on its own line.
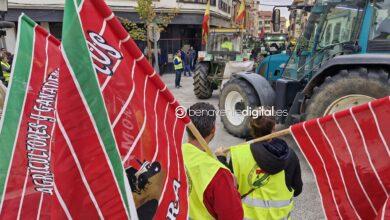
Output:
[173, 50, 184, 88]
[216, 113, 302, 220]
[221, 37, 233, 52]
[0, 53, 10, 87]
[183, 102, 243, 219]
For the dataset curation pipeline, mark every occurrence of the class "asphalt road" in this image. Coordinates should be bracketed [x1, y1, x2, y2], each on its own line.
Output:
[161, 73, 325, 219]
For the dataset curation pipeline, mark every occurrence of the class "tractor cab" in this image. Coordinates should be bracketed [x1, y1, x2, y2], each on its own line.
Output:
[194, 28, 254, 99]
[283, 0, 368, 81]
[198, 28, 249, 62]
[218, 0, 390, 138]
[274, 0, 390, 123]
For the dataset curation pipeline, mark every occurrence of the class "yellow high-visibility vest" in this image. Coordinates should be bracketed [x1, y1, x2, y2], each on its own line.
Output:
[221, 41, 233, 51]
[230, 144, 294, 220]
[173, 56, 183, 70]
[182, 143, 228, 220]
[1, 62, 10, 82]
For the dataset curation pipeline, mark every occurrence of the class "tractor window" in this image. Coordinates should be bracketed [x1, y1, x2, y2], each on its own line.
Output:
[370, 0, 390, 40]
[283, 0, 366, 80]
[333, 23, 342, 43]
[325, 24, 333, 45]
[207, 32, 242, 53]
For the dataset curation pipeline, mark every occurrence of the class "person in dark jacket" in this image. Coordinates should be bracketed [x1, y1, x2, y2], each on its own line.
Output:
[183, 51, 192, 77]
[189, 46, 197, 71]
[216, 112, 302, 219]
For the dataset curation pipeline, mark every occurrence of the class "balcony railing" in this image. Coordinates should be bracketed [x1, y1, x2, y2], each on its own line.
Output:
[177, 0, 216, 6]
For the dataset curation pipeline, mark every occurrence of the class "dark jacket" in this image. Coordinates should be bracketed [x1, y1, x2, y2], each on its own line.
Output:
[218, 138, 303, 197]
[180, 50, 186, 64]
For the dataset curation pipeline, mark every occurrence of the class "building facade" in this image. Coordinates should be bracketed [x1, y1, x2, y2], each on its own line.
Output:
[246, 0, 259, 37]
[288, 0, 314, 43]
[258, 10, 287, 35]
[3, 0, 235, 55]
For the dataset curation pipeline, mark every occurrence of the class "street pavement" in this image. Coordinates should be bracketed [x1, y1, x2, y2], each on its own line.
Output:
[161, 73, 325, 219]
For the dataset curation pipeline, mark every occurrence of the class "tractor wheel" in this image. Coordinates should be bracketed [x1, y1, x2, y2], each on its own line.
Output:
[219, 78, 260, 138]
[194, 62, 213, 99]
[305, 67, 390, 120]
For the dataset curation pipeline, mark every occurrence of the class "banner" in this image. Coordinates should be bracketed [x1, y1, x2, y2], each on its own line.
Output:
[291, 96, 390, 220]
[62, 0, 191, 219]
[0, 15, 134, 219]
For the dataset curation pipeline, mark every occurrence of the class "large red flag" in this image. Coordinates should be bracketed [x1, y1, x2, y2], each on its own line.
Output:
[62, 0, 191, 218]
[291, 96, 390, 220]
[0, 15, 134, 219]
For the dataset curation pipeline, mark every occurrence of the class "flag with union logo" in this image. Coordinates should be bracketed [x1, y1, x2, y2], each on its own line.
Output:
[62, 0, 191, 219]
[0, 14, 135, 219]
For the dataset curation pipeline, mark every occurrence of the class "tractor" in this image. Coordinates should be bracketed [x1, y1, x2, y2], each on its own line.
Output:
[219, 0, 390, 138]
[194, 28, 253, 99]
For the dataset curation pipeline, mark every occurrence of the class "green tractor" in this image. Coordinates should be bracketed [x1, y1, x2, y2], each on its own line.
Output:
[194, 28, 252, 99]
[219, 0, 390, 138]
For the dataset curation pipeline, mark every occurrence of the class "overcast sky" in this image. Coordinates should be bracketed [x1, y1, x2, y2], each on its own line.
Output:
[258, 0, 293, 19]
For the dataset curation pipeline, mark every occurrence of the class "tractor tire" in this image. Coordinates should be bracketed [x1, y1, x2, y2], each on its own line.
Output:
[305, 67, 390, 120]
[219, 78, 260, 138]
[194, 62, 213, 99]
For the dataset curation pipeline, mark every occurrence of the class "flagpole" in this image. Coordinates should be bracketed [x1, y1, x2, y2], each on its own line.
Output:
[222, 127, 291, 153]
[187, 122, 215, 157]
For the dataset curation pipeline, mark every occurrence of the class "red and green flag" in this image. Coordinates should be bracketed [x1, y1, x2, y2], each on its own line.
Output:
[62, 0, 190, 219]
[0, 14, 135, 219]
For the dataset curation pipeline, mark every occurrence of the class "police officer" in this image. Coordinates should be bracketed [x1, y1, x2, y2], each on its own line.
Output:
[183, 102, 243, 219]
[216, 113, 302, 220]
[173, 50, 184, 88]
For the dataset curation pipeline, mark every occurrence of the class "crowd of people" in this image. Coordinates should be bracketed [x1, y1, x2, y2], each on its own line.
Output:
[183, 102, 303, 219]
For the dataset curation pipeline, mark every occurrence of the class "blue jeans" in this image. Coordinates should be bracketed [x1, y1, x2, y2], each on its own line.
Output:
[175, 69, 182, 87]
[184, 65, 192, 76]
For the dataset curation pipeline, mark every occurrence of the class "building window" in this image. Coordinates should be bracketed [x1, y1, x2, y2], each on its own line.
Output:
[177, 0, 216, 6]
[218, 0, 230, 13]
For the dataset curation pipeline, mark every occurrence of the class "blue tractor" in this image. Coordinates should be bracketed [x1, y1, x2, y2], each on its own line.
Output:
[219, 0, 390, 137]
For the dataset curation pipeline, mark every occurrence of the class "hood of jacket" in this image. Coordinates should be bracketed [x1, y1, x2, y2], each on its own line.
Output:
[250, 138, 291, 175]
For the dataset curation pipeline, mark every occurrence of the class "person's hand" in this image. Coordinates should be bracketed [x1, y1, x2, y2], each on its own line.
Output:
[215, 147, 228, 157]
